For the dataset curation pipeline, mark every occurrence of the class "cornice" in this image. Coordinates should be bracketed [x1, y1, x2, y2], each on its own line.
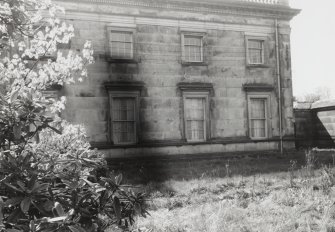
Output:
[60, 12, 292, 35]
[55, 0, 300, 20]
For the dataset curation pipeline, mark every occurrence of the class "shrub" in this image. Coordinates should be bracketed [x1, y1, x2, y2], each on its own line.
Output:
[0, 123, 148, 231]
[0, 0, 148, 230]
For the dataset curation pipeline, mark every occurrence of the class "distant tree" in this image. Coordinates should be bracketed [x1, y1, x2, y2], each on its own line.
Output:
[299, 87, 333, 103]
[303, 93, 321, 103]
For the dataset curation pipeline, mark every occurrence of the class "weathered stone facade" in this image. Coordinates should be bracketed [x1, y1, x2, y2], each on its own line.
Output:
[56, 0, 299, 157]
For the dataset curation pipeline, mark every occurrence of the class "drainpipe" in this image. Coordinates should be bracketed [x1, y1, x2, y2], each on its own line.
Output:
[275, 19, 283, 154]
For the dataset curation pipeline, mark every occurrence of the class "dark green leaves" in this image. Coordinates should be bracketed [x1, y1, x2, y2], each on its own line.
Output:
[115, 174, 122, 185]
[113, 196, 121, 222]
[20, 197, 31, 213]
[0, 123, 148, 231]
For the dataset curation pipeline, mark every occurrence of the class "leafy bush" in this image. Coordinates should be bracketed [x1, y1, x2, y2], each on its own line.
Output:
[0, 123, 148, 231]
[0, 0, 148, 230]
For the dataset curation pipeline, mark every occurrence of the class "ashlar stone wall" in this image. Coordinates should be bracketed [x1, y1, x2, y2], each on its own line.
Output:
[56, 0, 296, 154]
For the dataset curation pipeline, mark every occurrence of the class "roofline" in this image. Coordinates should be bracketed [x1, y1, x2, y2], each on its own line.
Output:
[55, 0, 301, 20]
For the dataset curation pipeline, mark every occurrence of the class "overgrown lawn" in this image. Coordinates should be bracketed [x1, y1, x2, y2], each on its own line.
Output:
[135, 152, 335, 232]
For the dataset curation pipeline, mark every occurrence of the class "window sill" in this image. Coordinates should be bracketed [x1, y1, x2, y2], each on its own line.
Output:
[90, 136, 292, 150]
[186, 140, 206, 143]
[107, 57, 140, 64]
[246, 64, 269, 68]
[181, 61, 208, 66]
[249, 137, 269, 141]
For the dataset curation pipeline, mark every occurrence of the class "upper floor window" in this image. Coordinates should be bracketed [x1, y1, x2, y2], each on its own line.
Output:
[247, 39, 264, 64]
[182, 33, 204, 63]
[107, 26, 136, 60]
[245, 35, 267, 66]
[110, 31, 133, 59]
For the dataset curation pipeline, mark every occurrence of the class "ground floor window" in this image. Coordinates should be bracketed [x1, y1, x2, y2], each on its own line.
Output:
[247, 94, 270, 139]
[183, 92, 209, 142]
[109, 92, 139, 144]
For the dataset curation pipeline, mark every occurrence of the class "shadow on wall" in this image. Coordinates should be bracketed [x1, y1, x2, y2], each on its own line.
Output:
[294, 106, 314, 148]
[294, 100, 335, 149]
[313, 109, 335, 148]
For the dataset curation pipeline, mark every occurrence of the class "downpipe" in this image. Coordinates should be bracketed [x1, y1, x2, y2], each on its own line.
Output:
[275, 19, 284, 154]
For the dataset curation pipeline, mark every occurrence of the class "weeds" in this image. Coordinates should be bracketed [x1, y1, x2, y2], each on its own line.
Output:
[320, 166, 335, 193]
[289, 160, 297, 188]
[305, 150, 317, 177]
[225, 160, 231, 178]
[136, 150, 335, 232]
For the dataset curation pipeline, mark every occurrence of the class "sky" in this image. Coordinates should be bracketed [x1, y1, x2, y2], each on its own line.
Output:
[290, 0, 335, 100]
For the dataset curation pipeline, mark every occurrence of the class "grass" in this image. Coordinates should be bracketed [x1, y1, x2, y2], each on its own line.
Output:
[130, 150, 335, 232]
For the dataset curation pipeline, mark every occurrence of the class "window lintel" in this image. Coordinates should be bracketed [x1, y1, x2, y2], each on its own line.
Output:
[177, 82, 213, 92]
[104, 81, 144, 92]
[243, 83, 274, 92]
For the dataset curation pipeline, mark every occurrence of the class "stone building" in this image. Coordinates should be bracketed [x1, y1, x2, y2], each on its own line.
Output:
[55, 0, 300, 158]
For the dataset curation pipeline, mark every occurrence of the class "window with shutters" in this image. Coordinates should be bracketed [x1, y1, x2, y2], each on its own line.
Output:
[109, 92, 139, 145]
[182, 33, 204, 63]
[247, 94, 271, 139]
[183, 92, 209, 142]
[109, 30, 133, 59]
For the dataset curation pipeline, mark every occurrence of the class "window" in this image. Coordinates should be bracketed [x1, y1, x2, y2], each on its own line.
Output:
[247, 39, 264, 64]
[245, 35, 266, 66]
[249, 98, 267, 138]
[247, 94, 271, 139]
[108, 92, 139, 145]
[183, 92, 209, 142]
[105, 81, 143, 145]
[109, 30, 133, 59]
[112, 97, 136, 144]
[182, 34, 203, 63]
